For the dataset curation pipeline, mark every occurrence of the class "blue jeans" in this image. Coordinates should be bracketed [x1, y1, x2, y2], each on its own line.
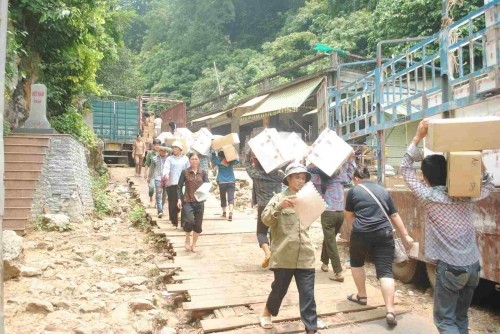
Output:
[154, 180, 167, 214]
[434, 260, 480, 334]
[266, 268, 317, 332]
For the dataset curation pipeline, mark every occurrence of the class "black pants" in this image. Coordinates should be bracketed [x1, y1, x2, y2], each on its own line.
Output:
[266, 268, 317, 332]
[182, 202, 204, 233]
[219, 182, 235, 207]
[256, 205, 270, 247]
[166, 185, 180, 226]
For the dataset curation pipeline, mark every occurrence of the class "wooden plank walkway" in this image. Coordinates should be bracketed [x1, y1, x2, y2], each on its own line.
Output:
[127, 175, 406, 333]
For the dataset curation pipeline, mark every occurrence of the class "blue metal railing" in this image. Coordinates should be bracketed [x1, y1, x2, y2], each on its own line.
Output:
[329, 1, 499, 142]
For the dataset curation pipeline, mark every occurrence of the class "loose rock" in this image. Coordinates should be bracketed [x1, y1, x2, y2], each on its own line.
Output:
[119, 276, 148, 287]
[129, 299, 156, 311]
[26, 300, 54, 313]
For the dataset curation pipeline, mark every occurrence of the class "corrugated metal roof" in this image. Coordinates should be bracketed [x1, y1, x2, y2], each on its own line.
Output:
[241, 77, 324, 121]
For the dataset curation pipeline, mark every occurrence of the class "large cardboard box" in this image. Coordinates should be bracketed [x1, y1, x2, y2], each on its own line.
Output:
[212, 133, 240, 150]
[222, 145, 239, 162]
[191, 128, 213, 156]
[307, 128, 353, 176]
[286, 132, 309, 163]
[248, 128, 293, 173]
[447, 151, 482, 197]
[425, 116, 500, 152]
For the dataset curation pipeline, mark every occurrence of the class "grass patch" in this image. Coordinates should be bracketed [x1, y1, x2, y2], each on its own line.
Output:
[128, 203, 148, 230]
[92, 172, 112, 215]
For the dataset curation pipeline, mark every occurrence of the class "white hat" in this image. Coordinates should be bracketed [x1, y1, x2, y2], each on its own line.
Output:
[283, 162, 311, 186]
[172, 140, 183, 150]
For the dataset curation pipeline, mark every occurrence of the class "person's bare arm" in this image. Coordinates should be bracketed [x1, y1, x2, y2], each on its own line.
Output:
[344, 211, 355, 225]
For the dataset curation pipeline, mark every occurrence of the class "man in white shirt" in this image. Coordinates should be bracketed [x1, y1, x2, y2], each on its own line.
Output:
[154, 117, 162, 136]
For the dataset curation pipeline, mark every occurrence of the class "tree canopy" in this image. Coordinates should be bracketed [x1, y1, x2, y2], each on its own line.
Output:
[4, 0, 485, 124]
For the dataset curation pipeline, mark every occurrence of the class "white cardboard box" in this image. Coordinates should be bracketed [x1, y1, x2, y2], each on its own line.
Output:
[191, 128, 213, 155]
[307, 128, 353, 176]
[248, 128, 293, 173]
[212, 133, 240, 150]
[286, 132, 309, 163]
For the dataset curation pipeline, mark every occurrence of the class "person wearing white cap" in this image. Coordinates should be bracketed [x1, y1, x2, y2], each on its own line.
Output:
[259, 163, 317, 333]
[162, 140, 190, 227]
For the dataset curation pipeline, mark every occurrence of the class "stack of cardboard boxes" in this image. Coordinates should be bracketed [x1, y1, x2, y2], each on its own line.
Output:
[142, 115, 156, 144]
[425, 116, 500, 197]
[212, 133, 240, 162]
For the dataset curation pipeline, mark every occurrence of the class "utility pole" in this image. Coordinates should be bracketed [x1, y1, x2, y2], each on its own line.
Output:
[0, 0, 9, 333]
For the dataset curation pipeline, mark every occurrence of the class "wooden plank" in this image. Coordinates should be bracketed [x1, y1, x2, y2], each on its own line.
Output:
[218, 307, 237, 317]
[154, 229, 255, 237]
[233, 306, 250, 316]
[184, 286, 380, 311]
[214, 307, 410, 334]
[201, 296, 391, 332]
[187, 282, 360, 298]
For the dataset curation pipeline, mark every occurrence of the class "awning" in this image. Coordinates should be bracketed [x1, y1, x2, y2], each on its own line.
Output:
[241, 77, 324, 121]
[302, 109, 318, 117]
[190, 111, 225, 123]
[238, 94, 269, 108]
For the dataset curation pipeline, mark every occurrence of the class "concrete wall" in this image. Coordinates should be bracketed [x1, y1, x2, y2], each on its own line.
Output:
[32, 135, 94, 220]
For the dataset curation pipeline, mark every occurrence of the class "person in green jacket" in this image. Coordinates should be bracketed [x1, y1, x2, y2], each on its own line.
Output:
[144, 139, 161, 206]
[260, 163, 317, 333]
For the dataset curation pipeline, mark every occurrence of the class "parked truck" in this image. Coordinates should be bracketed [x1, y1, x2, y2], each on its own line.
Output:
[91, 97, 186, 166]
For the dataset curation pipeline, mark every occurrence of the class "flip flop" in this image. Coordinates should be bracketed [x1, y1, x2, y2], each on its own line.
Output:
[347, 293, 367, 305]
[259, 315, 273, 329]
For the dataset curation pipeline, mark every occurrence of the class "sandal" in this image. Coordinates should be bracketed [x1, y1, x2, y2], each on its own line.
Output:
[321, 263, 329, 272]
[386, 312, 397, 326]
[228, 212, 233, 221]
[347, 293, 367, 305]
[259, 315, 273, 329]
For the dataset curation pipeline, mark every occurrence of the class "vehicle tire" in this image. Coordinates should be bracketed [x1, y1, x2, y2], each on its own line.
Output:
[426, 262, 437, 289]
[393, 258, 419, 283]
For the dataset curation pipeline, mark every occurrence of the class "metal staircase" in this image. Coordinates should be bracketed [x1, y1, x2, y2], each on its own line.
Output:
[328, 1, 499, 183]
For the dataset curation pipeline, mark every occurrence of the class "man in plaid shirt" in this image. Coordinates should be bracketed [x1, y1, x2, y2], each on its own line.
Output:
[401, 119, 494, 334]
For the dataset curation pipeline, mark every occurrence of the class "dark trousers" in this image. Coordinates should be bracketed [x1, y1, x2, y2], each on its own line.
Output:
[266, 268, 317, 332]
[182, 202, 204, 233]
[320, 211, 344, 273]
[166, 185, 179, 226]
[219, 182, 235, 207]
[256, 205, 270, 247]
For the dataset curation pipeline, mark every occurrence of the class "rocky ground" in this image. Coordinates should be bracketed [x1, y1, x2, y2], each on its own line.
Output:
[3, 167, 499, 334]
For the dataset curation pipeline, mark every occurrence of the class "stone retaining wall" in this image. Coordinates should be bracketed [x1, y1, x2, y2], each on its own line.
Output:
[32, 135, 94, 220]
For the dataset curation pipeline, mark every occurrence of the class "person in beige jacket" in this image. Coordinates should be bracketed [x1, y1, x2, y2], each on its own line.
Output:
[259, 163, 317, 334]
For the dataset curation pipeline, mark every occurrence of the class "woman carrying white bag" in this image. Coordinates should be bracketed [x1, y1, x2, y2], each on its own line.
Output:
[177, 152, 209, 253]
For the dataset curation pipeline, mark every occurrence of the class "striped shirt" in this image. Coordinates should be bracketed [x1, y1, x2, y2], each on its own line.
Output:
[151, 155, 168, 181]
[162, 155, 190, 186]
[308, 161, 356, 212]
[401, 143, 494, 266]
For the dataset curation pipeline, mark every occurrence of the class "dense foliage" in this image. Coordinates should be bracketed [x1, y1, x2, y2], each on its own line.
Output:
[5, 0, 485, 125]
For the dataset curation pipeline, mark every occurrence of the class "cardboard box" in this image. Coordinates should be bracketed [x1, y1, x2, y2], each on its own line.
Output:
[222, 145, 239, 162]
[307, 128, 353, 176]
[212, 133, 240, 150]
[286, 132, 309, 162]
[426, 116, 500, 152]
[248, 128, 293, 173]
[191, 128, 213, 156]
[447, 151, 482, 197]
